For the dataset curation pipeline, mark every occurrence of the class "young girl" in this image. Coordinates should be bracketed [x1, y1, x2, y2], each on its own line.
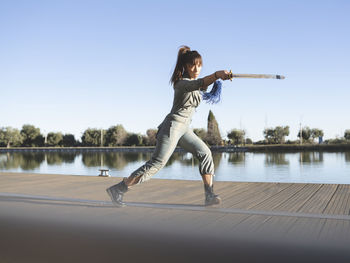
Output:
[107, 46, 231, 207]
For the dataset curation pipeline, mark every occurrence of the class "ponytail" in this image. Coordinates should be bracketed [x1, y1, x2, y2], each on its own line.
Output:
[170, 45, 202, 85]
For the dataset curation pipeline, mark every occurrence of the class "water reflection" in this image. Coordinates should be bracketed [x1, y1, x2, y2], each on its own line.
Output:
[173, 153, 222, 168]
[82, 152, 152, 170]
[265, 153, 289, 166]
[168, 152, 194, 166]
[1, 151, 350, 184]
[345, 152, 350, 163]
[47, 153, 76, 165]
[0, 151, 225, 171]
[299, 152, 324, 164]
[0, 152, 45, 170]
[212, 153, 222, 168]
[227, 152, 245, 164]
[0, 151, 343, 170]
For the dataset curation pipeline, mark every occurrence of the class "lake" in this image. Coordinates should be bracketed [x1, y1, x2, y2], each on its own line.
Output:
[0, 151, 349, 184]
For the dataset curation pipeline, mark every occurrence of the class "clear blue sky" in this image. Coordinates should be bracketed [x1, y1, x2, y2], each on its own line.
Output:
[1, 0, 349, 141]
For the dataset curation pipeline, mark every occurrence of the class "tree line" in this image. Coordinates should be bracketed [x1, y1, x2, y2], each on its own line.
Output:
[0, 124, 158, 148]
[1, 111, 350, 147]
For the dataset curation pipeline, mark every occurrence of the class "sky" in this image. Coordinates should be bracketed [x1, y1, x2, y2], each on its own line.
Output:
[1, 0, 349, 141]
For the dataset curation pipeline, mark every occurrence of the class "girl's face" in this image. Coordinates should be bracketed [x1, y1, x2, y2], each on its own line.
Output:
[185, 62, 202, 79]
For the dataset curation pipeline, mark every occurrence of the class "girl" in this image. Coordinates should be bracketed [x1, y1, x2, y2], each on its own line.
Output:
[107, 46, 231, 207]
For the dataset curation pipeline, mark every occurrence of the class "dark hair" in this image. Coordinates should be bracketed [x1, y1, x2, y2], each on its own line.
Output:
[170, 45, 202, 85]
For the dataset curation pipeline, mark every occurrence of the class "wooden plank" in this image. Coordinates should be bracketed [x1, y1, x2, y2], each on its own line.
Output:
[247, 183, 306, 210]
[252, 184, 321, 234]
[284, 217, 327, 241]
[319, 219, 350, 242]
[198, 213, 249, 233]
[232, 185, 310, 234]
[271, 184, 322, 212]
[298, 184, 338, 214]
[125, 179, 186, 203]
[223, 182, 283, 208]
[323, 184, 350, 215]
[254, 184, 337, 237]
[255, 215, 299, 237]
[228, 214, 276, 237]
[211, 182, 264, 207]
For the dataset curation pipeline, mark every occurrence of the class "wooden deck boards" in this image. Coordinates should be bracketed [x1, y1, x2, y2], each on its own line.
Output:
[323, 184, 350, 214]
[1, 171, 350, 244]
[298, 184, 339, 213]
[248, 183, 304, 210]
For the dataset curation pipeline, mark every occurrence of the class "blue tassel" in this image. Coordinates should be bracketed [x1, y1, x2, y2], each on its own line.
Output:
[202, 80, 222, 104]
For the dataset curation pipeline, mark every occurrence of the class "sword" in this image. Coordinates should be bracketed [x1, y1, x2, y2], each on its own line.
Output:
[228, 70, 285, 80]
[203, 70, 285, 104]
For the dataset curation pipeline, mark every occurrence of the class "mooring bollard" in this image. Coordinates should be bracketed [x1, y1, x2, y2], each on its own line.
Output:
[98, 169, 110, 177]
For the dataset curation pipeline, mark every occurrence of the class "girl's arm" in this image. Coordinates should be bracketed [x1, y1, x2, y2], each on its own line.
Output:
[175, 70, 231, 93]
[201, 70, 231, 90]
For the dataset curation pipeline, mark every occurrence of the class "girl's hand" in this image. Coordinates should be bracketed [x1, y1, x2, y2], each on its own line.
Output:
[216, 70, 231, 80]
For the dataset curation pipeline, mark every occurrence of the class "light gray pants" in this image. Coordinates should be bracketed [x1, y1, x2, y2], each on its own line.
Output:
[130, 119, 214, 184]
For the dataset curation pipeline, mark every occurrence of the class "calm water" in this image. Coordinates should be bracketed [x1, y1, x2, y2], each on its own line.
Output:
[0, 151, 350, 184]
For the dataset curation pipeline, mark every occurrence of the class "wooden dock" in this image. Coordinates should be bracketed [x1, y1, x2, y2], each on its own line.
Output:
[1, 172, 350, 263]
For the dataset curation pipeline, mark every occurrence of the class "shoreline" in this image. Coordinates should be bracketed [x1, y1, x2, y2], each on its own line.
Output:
[1, 144, 350, 153]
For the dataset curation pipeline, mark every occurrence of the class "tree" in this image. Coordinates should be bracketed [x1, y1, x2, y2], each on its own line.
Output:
[20, 124, 44, 147]
[206, 110, 222, 145]
[263, 126, 289, 144]
[274, 126, 289, 144]
[46, 132, 63, 147]
[310, 128, 324, 143]
[193, 128, 207, 142]
[344, 130, 350, 140]
[144, 129, 157, 146]
[263, 128, 275, 144]
[62, 134, 77, 147]
[81, 128, 102, 146]
[105, 125, 128, 146]
[0, 127, 23, 147]
[125, 133, 143, 146]
[297, 127, 312, 143]
[227, 129, 245, 146]
[245, 138, 253, 145]
[0, 130, 4, 147]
